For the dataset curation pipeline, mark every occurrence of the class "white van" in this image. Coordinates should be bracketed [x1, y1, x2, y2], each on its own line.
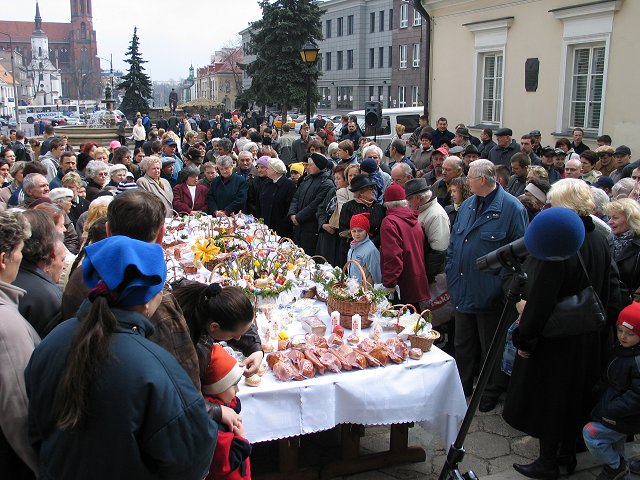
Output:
[346, 107, 423, 153]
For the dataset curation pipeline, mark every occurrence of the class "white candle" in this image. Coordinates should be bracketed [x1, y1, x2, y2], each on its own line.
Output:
[352, 314, 361, 337]
[331, 311, 340, 329]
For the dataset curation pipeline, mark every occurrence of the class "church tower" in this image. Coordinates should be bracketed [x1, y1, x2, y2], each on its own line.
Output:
[30, 1, 61, 104]
[69, 0, 99, 99]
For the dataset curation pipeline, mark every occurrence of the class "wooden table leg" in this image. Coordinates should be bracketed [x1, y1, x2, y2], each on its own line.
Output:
[320, 423, 426, 480]
[278, 437, 299, 474]
[340, 424, 363, 460]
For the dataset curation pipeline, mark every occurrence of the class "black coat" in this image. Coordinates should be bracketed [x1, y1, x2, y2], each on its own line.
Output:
[591, 343, 640, 434]
[246, 175, 268, 217]
[13, 261, 62, 338]
[503, 216, 616, 442]
[259, 175, 296, 239]
[315, 189, 341, 266]
[614, 236, 640, 299]
[287, 170, 334, 255]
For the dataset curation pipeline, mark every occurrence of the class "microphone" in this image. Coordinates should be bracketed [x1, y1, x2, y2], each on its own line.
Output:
[476, 207, 585, 270]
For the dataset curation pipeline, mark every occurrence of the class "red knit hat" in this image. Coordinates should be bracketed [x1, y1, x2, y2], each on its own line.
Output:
[350, 212, 371, 234]
[202, 344, 244, 396]
[617, 302, 640, 333]
[384, 183, 406, 203]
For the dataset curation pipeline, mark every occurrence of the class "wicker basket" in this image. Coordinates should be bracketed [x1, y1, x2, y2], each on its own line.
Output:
[326, 260, 375, 329]
[408, 330, 440, 353]
[381, 304, 418, 333]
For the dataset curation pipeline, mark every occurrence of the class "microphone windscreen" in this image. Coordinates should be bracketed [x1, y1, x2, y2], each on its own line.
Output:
[524, 207, 585, 261]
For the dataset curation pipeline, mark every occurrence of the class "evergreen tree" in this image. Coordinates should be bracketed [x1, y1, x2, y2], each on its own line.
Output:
[244, 0, 323, 120]
[117, 27, 152, 119]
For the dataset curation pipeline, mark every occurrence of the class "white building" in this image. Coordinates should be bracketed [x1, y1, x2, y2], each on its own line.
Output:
[29, 3, 61, 105]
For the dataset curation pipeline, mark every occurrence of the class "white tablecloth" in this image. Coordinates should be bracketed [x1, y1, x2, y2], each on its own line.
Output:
[237, 344, 466, 446]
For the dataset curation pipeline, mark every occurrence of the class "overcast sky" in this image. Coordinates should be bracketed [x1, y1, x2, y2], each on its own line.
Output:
[0, 0, 262, 81]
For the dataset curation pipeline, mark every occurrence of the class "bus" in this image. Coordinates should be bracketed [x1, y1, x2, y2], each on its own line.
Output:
[17, 104, 80, 124]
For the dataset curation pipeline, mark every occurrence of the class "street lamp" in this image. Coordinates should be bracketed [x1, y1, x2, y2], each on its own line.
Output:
[0, 32, 21, 129]
[300, 41, 319, 127]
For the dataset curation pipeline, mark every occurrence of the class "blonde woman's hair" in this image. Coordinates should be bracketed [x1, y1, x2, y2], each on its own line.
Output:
[93, 146, 109, 158]
[606, 198, 640, 236]
[547, 178, 595, 216]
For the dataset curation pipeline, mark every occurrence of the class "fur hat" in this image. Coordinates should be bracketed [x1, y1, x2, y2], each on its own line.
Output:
[202, 344, 244, 396]
[350, 212, 370, 234]
[617, 302, 640, 333]
[49, 187, 74, 203]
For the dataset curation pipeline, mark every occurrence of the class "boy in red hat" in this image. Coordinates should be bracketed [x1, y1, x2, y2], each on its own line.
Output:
[347, 212, 381, 284]
[203, 344, 251, 480]
[583, 302, 640, 480]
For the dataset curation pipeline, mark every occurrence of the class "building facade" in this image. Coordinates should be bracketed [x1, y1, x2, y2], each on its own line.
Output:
[316, 0, 393, 114]
[0, 0, 101, 104]
[421, 0, 638, 151]
[195, 48, 244, 111]
[391, 0, 428, 109]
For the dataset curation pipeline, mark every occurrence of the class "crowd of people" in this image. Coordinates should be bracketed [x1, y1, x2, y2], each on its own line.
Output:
[0, 110, 640, 480]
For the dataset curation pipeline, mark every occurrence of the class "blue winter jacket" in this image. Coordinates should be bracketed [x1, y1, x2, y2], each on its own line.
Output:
[445, 185, 528, 313]
[25, 308, 217, 480]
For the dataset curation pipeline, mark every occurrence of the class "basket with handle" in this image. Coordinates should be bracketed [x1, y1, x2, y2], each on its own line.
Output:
[301, 256, 329, 300]
[408, 309, 440, 352]
[381, 303, 418, 333]
[326, 259, 376, 329]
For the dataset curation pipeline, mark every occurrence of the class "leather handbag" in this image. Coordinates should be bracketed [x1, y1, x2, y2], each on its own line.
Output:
[542, 252, 606, 338]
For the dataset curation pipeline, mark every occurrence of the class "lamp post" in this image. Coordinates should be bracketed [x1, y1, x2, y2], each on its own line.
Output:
[0, 32, 21, 129]
[98, 54, 114, 99]
[300, 42, 319, 127]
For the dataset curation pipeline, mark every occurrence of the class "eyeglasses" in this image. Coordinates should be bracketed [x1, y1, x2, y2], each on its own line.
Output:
[632, 176, 640, 181]
[97, 172, 109, 177]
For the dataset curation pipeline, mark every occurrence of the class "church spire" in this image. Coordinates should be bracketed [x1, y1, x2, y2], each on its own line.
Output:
[35, 1, 43, 31]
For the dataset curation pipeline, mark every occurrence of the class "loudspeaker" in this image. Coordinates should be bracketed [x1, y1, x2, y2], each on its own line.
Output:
[364, 101, 382, 128]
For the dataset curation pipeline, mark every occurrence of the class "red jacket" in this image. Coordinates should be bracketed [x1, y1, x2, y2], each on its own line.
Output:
[173, 183, 209, 214]
[380, 206, 431, 305]
[205, 396, 251, 480]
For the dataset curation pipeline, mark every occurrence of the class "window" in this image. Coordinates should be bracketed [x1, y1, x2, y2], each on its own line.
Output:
[389, 9, 393, 30]
[326, 52, 332, 71]
[569, 45, 605, 131]
[347, 49, 354, 69]
[412, 43, 420, 67]
[369, 48, 375, 69]
[337, 86, 353, 109]
[369, 86, 375, 101]
[378, 86, 384, 102]
[480, 52, 503, 124]
[379, 11, 385, 32]
[318, 87, 331, 109]
[387, 86, 392, 108]
[337, 17, 343, 36]
[388, 46, 393, 68]
[398, 86, 406, 107]
[465, 17, 512, 127]
[552, 2, 616, 134]
[400, 4, 408, 28]
[370, 12, 375, 33]
[325, 19, 332, 38]
[337, 50, 343, 70]
[347, 15, 354, 35]
[413, 8, 422, 26]
[378, 47, 384, 68]
[399, 45, 407, 69]
[317, 53, 323, 72]
[411, 86, 420, 106]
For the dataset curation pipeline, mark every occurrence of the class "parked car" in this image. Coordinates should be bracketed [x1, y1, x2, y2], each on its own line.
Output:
[347, 106, 423, 154]
[274, 115, 296, 130]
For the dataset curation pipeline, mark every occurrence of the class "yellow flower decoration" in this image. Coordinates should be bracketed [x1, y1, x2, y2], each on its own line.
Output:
[278, 330, 289, 340]
[287, 263, 294, 270]
[191, 239, 220, 264]
[274, 261, 281, 269]
[254, 260, 261, 267]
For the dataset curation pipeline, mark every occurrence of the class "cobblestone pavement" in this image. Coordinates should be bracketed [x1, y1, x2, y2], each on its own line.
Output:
[340, 399, 640, 479]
